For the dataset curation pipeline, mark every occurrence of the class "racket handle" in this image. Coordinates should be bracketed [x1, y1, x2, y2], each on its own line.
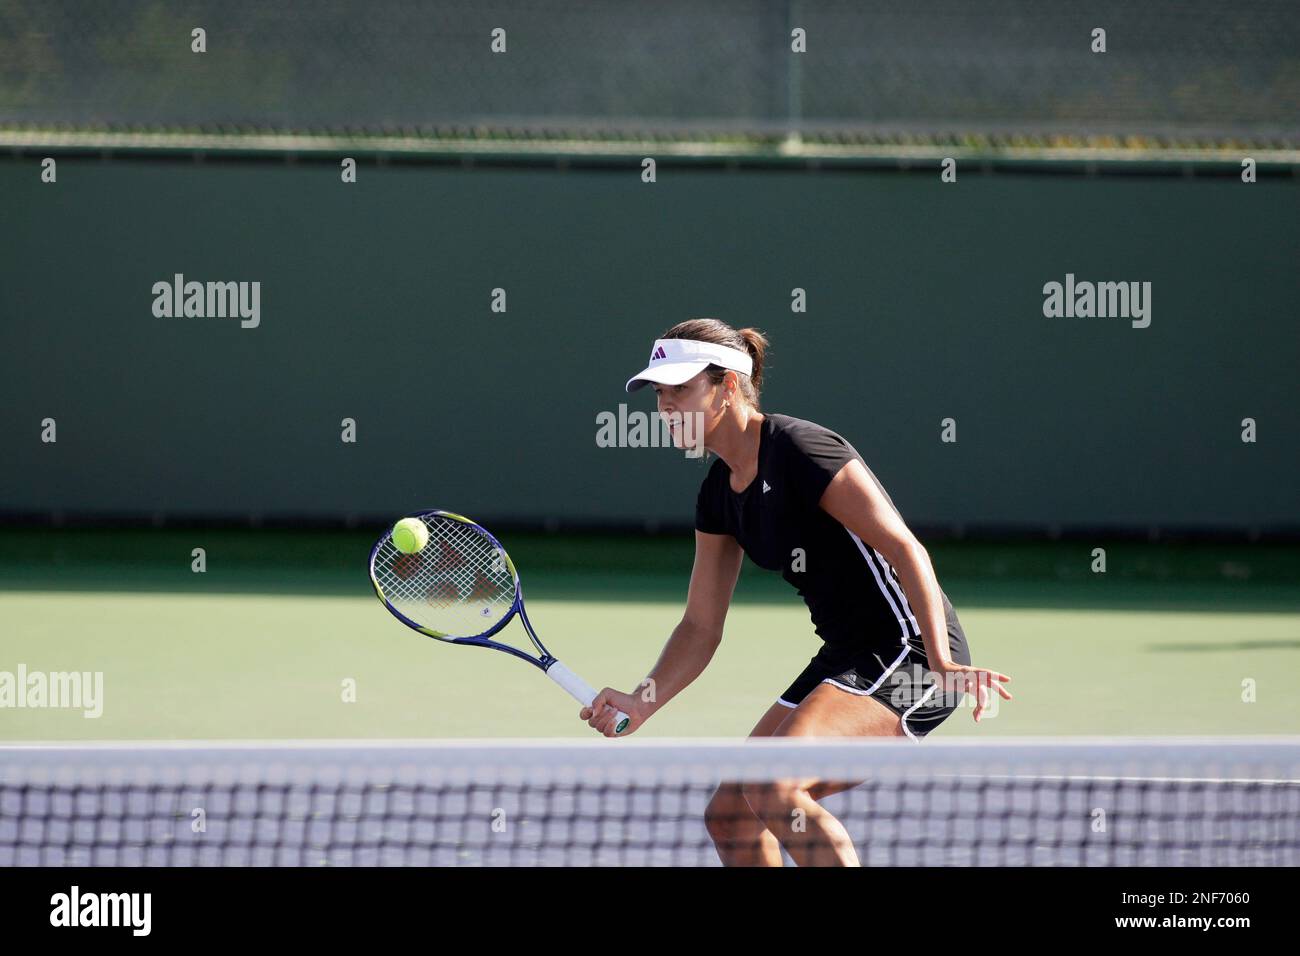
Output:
[546, 660, 630, 734]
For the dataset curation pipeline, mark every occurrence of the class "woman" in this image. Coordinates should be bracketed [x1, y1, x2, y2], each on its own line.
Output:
[583, 318, 1012, 866]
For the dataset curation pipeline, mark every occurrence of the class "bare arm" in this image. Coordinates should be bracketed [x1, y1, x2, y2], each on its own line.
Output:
[818, 460, 1011, 718]
[641, 530, 744, 714]
[818, 460, 952, 670]
[583, 530, 743, 734]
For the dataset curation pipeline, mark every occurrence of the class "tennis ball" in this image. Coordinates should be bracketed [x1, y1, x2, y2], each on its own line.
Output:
[391, 517, 429, 555]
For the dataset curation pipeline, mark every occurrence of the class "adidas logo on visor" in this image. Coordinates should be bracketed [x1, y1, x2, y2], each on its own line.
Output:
[650, 345, 668, 361]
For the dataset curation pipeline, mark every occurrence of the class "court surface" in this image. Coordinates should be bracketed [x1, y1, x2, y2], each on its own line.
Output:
[1, 530, 1296, 740]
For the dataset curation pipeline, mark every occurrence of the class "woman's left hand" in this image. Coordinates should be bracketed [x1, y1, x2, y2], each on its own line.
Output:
[935, 663, 1013, 722]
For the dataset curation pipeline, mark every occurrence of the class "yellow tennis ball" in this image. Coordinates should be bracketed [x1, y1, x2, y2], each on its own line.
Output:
[391, 517, 429, 554]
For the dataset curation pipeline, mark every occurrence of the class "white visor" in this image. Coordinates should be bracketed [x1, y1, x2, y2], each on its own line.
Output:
[625, 338, 754, 393]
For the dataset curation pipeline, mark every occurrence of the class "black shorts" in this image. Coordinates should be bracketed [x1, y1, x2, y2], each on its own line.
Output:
[778, 617, 973, 739]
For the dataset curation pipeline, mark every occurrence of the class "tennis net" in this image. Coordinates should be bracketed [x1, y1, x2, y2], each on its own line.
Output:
[2, 738, 1297, 867]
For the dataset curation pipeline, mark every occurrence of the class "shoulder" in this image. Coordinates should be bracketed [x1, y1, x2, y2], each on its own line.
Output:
[766, 413, 859, 459]
[694, 455, 732, 530]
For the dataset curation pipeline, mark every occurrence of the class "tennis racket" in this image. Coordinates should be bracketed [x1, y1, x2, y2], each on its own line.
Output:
[368, 510, 630, 734]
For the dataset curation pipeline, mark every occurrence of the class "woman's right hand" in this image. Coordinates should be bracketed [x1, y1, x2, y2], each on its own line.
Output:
[582, 687, 647, 737]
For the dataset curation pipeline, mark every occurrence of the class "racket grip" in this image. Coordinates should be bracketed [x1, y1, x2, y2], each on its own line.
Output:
[546, 660, 630, 735]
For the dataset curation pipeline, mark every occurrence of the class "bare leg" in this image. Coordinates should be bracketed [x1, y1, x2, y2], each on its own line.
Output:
[742, 683, 906, 867]
[704, 702, 791, 866]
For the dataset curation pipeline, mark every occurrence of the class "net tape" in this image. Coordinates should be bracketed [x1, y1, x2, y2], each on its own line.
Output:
[3, 738, 1296, 866]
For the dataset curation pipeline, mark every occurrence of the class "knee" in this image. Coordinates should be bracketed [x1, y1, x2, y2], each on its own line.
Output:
[740, 780, 803, 828]
[704, 788, 752, 844]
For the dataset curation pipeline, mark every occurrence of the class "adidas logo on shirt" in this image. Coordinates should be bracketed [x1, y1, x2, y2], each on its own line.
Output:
[762, 480, 772, 493]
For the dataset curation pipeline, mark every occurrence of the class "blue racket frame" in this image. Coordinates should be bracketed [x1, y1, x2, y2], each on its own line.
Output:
[368, 510, 559, 672]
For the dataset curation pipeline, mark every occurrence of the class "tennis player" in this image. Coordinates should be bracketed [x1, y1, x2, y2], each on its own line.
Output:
[583, 318, 1012, 866]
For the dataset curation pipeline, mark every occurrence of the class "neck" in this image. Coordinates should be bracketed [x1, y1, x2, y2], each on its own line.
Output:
[708, 407, 765, 475]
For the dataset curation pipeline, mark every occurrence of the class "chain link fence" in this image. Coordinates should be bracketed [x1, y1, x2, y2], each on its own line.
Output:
[2, 0, 1297, 153]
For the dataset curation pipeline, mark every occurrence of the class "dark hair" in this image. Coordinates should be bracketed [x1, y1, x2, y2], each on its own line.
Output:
[660, 318, 769, 409]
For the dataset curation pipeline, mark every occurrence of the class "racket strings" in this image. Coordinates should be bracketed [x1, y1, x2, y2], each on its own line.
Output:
[373, 516, 516, 637]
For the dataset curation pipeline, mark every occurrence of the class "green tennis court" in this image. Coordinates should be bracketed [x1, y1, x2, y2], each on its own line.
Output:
[3, 529, 1295, 740]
